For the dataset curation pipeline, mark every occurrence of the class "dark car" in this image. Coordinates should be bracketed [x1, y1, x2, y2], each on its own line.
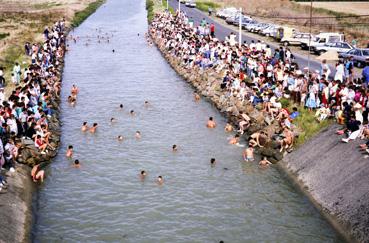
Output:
[339, 48, 369, 68]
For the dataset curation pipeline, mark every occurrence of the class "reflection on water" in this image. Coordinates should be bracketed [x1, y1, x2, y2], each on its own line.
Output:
[33, 0, 344, 242]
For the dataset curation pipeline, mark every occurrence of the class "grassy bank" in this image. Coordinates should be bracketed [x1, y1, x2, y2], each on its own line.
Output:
[146, 0, 155, 22]
[280, 99, 332, 146]
[0, 0, 105, 94]
[71, 0, 106, 27]
[196, 1, 221, 12]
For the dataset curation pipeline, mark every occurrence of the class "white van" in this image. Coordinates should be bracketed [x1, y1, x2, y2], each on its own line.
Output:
[281, 33, 314, 46]
[300, 32, 345, 50]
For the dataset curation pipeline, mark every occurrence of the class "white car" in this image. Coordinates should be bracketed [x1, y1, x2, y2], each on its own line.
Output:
[281, 33, 314, 46]
[185, 0, 196, 7]
[312, 42, 353, 55]
[261, 25, 279, 37]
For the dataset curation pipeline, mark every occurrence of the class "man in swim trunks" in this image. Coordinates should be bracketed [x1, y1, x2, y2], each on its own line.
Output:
[243, 144, 254, 162]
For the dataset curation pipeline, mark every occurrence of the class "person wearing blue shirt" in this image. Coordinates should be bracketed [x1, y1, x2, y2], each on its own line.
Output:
[363, 63, 369, 88]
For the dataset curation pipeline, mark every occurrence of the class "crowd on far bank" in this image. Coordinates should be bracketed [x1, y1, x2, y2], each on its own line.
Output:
[0, 19, 67, 192]
[149, 10, 369, 160]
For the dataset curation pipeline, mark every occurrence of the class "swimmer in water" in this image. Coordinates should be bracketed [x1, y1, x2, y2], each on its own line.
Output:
[135, 131, 141, 139]
[144, 101, 149, 107]
[229, 134, 240, 145]
[259, 157, 272, 167]
[157, 176, 164, 185]
[112, 49, 115, 53]
[243, 144, 254, 162]
[89, 123, 98, 133]
[81, 122, 88, 132]
[117, 135, 124, 141]
[130, 110, 135, 116]
[172, 144, 178, 152]
[67, 95, 76, 106]
[210, 158, 216, 167]
[66, 145, 73, 158]
[110, 117, 117, 123]
[224, 123, 233, 132]
[119, 104, 123, 109]
[194, 92, 201, 102]
[140, 170, 147, 181]
[73, 159, 80, 168]
[206, 117, 216, 128]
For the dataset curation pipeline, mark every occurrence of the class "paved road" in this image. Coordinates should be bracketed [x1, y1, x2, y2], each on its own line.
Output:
[168, 0, 325, 74]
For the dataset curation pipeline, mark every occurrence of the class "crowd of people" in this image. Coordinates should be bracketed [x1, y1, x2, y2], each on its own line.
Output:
[149, 10, 369, 161]
[0, 19, 66, 191]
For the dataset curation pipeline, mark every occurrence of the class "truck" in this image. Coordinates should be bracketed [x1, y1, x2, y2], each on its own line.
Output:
[300, 32, 345, 50]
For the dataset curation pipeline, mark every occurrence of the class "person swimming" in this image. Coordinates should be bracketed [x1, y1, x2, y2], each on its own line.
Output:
[144, 101, 149, 107]
[210, 158, 216, 167]
[194, 91, 201, 102]
[110, 117, 117, 123]
[73, 159, 80, 168]
[206, 117, 216, 128]
[112, 49, 115, 52]
[224, 123, 233, 132]
[172, 144, 178, 152]
[90, 123, 98, 133]
[66, 145, 73, 158]
[135, 131, 141, 139]
[130, 110, 135, 116]
[259, 157, 272, 167]
[67, 95, 76, 106]
[140, 170, 147, 181]
[71, 84, 79, 96]
[117, 135, 124, 141]
[229, 134, 240, 145]
[119, 104, 123, 109]
[81, 122, 88, 132]
[157, 176, 164, 185]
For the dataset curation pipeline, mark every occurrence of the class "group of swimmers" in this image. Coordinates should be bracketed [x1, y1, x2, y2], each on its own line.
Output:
[201, 91, 273, 168]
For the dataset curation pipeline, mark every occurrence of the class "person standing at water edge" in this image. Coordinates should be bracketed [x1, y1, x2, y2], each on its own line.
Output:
[243, 144, 254, 162]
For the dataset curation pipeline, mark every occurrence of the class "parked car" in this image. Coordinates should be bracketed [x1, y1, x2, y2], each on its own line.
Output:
[312, 42, 353, 55]
[244, 21, 259, 32]
[281, 33, 314, 46]
[252, 23, 270, 33]
[225, 16, 237, 25]
[339, 48, 369, 68]
[301, 32, 345, 50]
[185, 0, 196, 7]
[216, 7, 239, 19]
[260, 25, 279, 37]
[233, 16, 252, 26]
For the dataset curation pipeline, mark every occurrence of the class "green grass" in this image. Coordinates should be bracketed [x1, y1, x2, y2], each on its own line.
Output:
[0, 33, 10, 40]
[32, 2, 62, 10]
[146, 0, 155, 23]
[71, 0, 105, 28]
[196, 1, 221, 12]
[281, 100, 332, 146]
[161, 0, 175, 14]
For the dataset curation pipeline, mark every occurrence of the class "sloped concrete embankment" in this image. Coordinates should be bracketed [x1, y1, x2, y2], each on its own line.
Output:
[281, 125, 369, 243]
[0, 165, 34, 243]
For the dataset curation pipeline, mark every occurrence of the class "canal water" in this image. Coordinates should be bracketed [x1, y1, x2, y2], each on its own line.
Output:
[33, 0, 344, 242]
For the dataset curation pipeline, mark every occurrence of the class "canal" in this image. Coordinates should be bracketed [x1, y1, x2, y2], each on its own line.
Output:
[33, 0, 343, 242]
